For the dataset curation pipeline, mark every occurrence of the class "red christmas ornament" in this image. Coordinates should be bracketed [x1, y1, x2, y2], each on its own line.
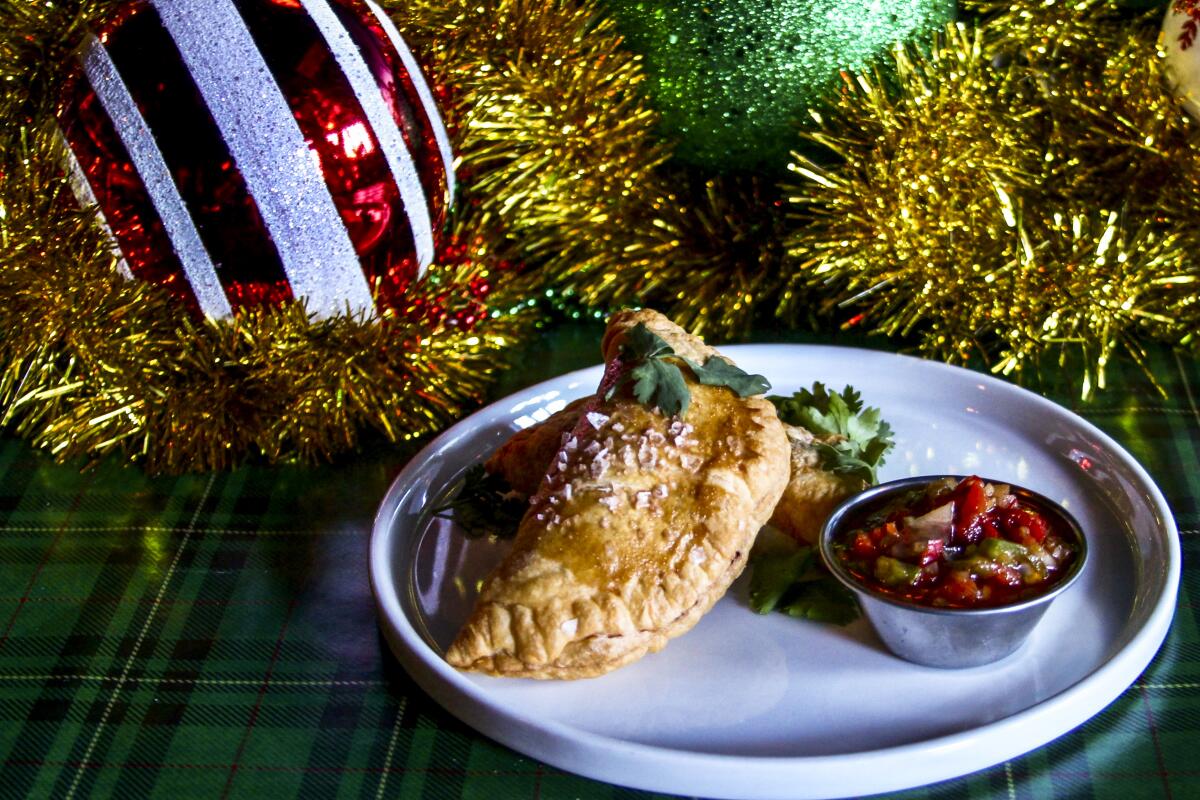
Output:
[58, 0, 455, 320]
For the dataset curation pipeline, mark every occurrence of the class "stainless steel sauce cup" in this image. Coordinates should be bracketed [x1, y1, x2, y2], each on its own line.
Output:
[818, 475, 1089, 668]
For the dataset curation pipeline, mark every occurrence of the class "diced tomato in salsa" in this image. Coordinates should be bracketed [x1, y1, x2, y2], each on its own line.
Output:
[832, 476, 1077, 609]
[937, 571, 981, 605]
[850, 532, 875, 559]
[952, 476, 989, 544]
[1000, 507, 1048, 543]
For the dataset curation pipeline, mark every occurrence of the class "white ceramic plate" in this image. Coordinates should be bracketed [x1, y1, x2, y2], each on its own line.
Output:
[369, 346, 1179, 799]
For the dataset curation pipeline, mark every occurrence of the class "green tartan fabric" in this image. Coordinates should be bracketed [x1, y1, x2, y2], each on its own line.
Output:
[0, 326, 1194, 800]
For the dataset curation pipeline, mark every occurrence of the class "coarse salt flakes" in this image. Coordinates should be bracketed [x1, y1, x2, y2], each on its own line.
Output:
[599, 495, 619, 511]
[637, 442, 658, 469]
[589, 455, 610, 479]
[635, 491, 651, 509]
[620, 445, 636, 466]
[586, 411, 610, 429]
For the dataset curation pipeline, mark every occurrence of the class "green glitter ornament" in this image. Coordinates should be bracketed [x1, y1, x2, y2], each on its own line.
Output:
[603, 0, 957, 170]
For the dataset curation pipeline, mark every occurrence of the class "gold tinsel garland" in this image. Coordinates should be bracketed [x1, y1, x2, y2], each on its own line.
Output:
[397, 0, 1199, 379]
[781, 3, 1199, 395]
[0, 126, 525, 472]
[387, 0, 795, 339]
[3, 0, 1198, 473]
[0, 0, 632, 472]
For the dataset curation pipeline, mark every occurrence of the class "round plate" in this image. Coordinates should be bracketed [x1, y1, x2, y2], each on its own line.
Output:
[369, 345, 1179, 799]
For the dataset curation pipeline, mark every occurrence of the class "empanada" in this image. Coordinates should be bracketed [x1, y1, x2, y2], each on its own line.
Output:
[487, 395, 863, 545]
[485, 397, 589, 496]
[773, 425, 865, 544]
[444, 310, 789, 678]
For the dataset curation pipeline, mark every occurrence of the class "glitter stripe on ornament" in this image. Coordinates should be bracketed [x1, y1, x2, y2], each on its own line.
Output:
[149, 0, 375, 321]
[365, 0, 457, 205]
[99, 4, 295, 310]
[81, 35, 233, 319]
[299, 0, 435, 272]
[54, 129, 133, 281]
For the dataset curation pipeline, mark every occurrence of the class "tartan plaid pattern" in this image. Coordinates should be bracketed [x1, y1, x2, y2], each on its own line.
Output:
[0, 337, 1193, 800]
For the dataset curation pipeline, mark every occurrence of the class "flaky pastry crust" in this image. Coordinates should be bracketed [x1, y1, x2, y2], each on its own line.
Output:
[772, 426, 865, 544]
[444, 310, 789, 678]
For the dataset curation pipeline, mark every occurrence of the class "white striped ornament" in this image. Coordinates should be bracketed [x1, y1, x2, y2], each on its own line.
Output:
[82, 32, 234, 319]
[300, 0, 436, 269]
[364, 0, 456, 204]
[65, 0, 455, 321]
[56, 128, 133, 281]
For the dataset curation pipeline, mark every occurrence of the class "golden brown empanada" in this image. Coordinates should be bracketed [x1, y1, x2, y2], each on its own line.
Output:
[444, 310, 789, 679]
[486, 396, 863, 545]
[484, 397, 589, 496]
[772, 425, 864, 544]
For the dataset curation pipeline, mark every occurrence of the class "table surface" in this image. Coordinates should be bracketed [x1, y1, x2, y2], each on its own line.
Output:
[0, 322, 1194, 800]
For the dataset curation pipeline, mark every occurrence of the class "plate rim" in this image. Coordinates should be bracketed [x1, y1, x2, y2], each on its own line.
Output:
[369, 344, 1180, 799]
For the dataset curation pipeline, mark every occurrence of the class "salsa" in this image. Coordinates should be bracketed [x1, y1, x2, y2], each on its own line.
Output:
[831, 476, 1078, 609]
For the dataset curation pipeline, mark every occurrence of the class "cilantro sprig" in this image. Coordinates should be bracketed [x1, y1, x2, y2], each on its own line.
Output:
[431, 464, 524, 539]
[769, 383, 894, 484]
[748, 539, 859, 624]
[605, 323, 771, 416]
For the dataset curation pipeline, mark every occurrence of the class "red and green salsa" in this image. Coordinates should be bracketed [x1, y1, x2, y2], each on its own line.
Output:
[831, 476, 1078, 609]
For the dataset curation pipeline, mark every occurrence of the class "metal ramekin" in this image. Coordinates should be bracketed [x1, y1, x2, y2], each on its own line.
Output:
[819, 475, 1089, 668]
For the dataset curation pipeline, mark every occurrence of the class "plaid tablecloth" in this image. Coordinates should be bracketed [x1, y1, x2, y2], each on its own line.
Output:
[0, 324, 1194, 799]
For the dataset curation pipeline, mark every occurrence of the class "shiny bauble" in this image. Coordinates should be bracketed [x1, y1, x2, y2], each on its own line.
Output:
[58, 0, 455, 319]
[603, 0, 956, 171]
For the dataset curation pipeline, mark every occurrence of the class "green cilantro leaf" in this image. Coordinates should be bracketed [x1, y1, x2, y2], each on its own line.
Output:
[777, 579, 860, 625]
[749, 548, 816, 613]
[748, 544, 860, 625]
[431, 464, 524, 539]
[682, 355, 772, 397]
[772, 383, 858, 438]
[620, 322, 674, 361]
[768, 382, 895, 484]
[626, 356, 692, 416]
[606, 323, 772, 417]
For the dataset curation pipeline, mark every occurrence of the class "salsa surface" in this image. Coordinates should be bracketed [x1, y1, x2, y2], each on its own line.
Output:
[831, 476, 1078, 609]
